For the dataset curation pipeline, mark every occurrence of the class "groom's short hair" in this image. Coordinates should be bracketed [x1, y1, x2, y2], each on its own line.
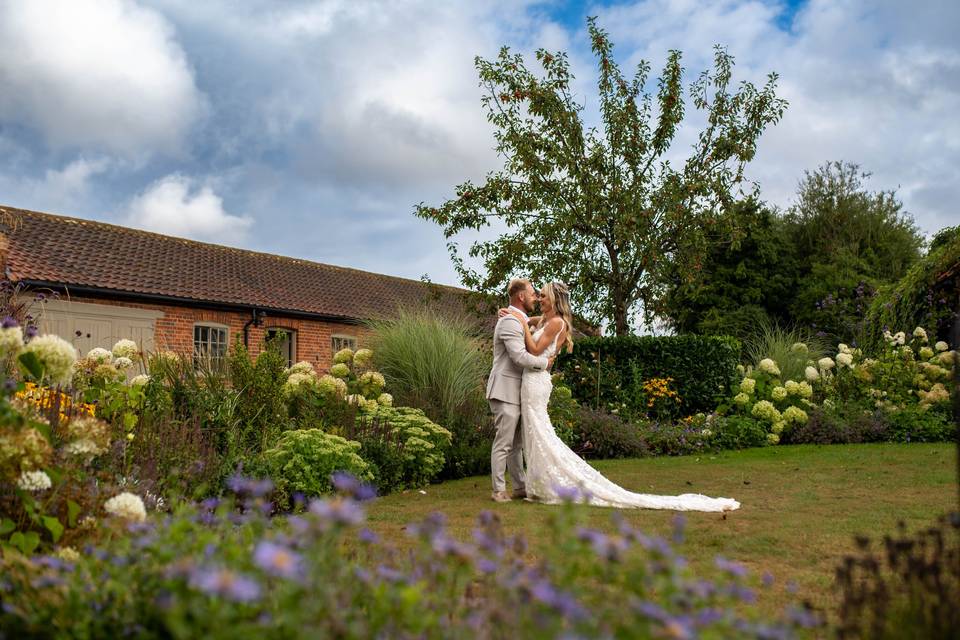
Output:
[508, 278, 530, 298]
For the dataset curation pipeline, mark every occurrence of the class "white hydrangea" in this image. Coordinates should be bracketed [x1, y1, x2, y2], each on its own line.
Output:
[892, 332, 906, 346]
[286, 361, 316, 377]
[284, 372, 318, 395]
[797, 381, 813, 399]
[836, 352, 854, 368]
[771, 386, 788, 401]
[377, 393, 393, 407]
[733, 392, 750, 406]
[935, 341, 949, 352]
[700, 428, 713, 438]
[55, 546, 81, 562]
[783, 406, 809, 425]
[771, 421, 786, 435]
[837, 344, 852, 354]
[23, 335, 77, 385]
[900, 346, 914, 358]
[86, 347, 113, 363]
[0, 325, 24, 357]
[818, 357, 835, 371]
[333, 348, 354, 364]
[64, 439, 107, 457]
[736, 364, 745, 376]
[330, 363, 351, 379]
[805, 366, 820, 382]
[766, 433, 780, 445]
[790, 343, 808, 353]
[103, 492, 146, 522]
[111, 339, 139, 360]
[939, 351, 955, 367]
[784, 380, 799, 395]
[113, 356, 134, 370]
[353, 348, 374, 368]
[17, 470, 52, 491]
[130, 374, 150, 386]
[912, 327, 928, 342]
[758, 358, 781, 377]
[751, 400, 781, 423]
[739, 378, 756, 395]
[919, 346, 935, 360]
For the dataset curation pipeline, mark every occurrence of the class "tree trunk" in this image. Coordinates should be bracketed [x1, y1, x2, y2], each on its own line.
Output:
[613, 299, 629, 336]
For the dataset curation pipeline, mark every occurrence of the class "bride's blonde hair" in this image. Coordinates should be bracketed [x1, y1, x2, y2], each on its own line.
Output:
[543, 281, 574, 354]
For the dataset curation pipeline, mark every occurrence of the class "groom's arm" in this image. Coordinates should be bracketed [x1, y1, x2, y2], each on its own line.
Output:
[499, 318, 549, 371]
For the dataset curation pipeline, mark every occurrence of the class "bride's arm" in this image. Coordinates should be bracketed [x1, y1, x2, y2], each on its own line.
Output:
[506, 313, 564, 355]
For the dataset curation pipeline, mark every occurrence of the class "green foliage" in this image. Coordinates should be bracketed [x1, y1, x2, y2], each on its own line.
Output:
[258, 429, 371, 501]
[228, 339, 290, 454]
[547, 378, 580, 447]
[355, 404, 452, 488]
[709, 415, 769, 450]
[885, 405, 955, 443]
[863, 226, 960, 350]
[415, 18, 787, 334]
[556, 335, 740, 419]
[368, 307, 488, 431]
[572, 407, 648, 459]
[742, 321, 828, 382]
[664, 199, 800, 340]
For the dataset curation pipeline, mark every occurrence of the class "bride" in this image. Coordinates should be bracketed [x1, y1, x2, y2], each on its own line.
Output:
[501, 282, 740, 512]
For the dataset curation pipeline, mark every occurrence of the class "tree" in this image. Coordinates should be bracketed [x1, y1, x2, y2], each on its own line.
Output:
[663, 198, 800, 340]
[784, 161, 923, 342]
[415, 18, 787, 335]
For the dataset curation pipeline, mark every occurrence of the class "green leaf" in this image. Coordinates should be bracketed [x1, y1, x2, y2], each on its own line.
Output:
[123, 412, 137, 430]
[0, 518, 15, 536]
[67, 500, 82, 528]
[42, 516, 64, 543]
[17, 350, 44, 380]
[10, 531, 40, 555]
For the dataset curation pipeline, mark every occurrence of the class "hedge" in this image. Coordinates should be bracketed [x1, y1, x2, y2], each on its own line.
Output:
[555, 335, 740, 419]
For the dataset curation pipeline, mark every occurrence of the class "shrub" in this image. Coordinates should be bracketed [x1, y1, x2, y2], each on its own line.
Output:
[743, 320, 828, 383]
[637, 417, 714, 456]
[574, 407, 648, 459]
[354, 404, 452, 488]
[709, 415, 770, 450]
[227, 339, 290, 454]
[885, 405, 955, 443]
[557, 335, 740, 419]
[781, 408, 891, 445]
[834, 513, 960, 640]
[548, 377, 580, 447]
[257, 429, 372, 504]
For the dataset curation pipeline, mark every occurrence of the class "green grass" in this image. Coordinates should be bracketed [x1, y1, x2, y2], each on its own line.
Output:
[366, 443, 958, 616]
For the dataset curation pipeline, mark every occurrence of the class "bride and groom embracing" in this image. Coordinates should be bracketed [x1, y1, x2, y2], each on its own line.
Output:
[486, 278, 740, 512]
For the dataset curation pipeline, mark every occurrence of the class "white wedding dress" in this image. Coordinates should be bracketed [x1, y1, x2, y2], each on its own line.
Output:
[521, 325, 740, 512]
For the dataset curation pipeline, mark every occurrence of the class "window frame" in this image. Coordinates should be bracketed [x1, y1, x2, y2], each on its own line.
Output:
[193, 322, 230, 371]
[264, 327, 297, 367]
[331, 334, 357, 355]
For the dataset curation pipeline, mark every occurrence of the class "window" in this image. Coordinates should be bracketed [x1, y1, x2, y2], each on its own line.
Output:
[194, 323, 228, 370]
[265, 328, 296, 367]
[331, 334, 357, 354]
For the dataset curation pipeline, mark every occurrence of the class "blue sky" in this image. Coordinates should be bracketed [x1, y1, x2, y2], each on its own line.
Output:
[0, 0, 957, 288]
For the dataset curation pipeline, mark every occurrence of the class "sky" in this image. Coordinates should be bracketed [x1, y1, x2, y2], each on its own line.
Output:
[0, 0, 957, 288]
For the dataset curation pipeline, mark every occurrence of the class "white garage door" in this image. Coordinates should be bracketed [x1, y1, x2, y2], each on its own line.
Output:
[33, 299, 164, 358]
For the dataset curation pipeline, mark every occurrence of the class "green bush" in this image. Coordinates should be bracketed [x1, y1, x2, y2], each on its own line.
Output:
[574, 407, 648, 459]
[556, 335, 740, 420]
[886, 405, 955, 443]
[547, 378, 580, 447]
[258, 429, 372, 502]
[355, 404, 452, 488]
[710, 415, 770, 450]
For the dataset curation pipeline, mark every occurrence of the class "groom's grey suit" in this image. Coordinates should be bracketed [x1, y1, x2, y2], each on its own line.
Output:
[487, 311, 549, 493]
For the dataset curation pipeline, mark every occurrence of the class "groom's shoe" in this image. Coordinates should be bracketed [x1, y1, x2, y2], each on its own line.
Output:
[491, 491, 512, 503]
[511, 488, 527, 500]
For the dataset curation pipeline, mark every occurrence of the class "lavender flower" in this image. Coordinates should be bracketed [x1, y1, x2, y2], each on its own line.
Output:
[714, 555, 748, 578]
[308, 498, 365, 527]
[189, 567, 262, 603]
[253, 541, 303, 580]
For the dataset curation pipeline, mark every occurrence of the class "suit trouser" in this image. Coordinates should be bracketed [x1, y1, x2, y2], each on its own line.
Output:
[489, 398, 525, 493]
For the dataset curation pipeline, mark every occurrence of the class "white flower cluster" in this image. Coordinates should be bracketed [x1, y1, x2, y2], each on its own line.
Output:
[113, 356, 134, 370]
[790, 343, 808, 353]
[883, 330, 906, 346]
[912, 327, 928, 342]
[103, 492, 147, 522]
[333, 348, 354, 364]
[782, 405, 809, 425]
[836, 352, 854, 368]
[316, 374, 348, 397]
[285, 361, 316, 377]
[17, 470, 52, 491]
[130, 374, 151, 386]
[739, 378, 756, 394]
[758, 358, 781, 377]
[751, 400, 781, 423]
[784, 380, 813, 399]
[86, 347, 113, 363]
[817, 357, 835, 372]
[0, 325, 23, 357]
[935, 341, 949, 352]
[23, 335, 78, 385]
[804, 366, 819, 382]
[353, 348, 374, 368]
[111, 339, 139, 360]
[377, 393, 393, 407]
[329, 363, 351, 379]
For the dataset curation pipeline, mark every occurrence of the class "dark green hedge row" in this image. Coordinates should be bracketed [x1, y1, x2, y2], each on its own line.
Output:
[555, 335, 741, 419]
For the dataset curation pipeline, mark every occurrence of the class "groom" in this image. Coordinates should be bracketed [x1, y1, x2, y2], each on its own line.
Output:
[487, 278, 551, 503]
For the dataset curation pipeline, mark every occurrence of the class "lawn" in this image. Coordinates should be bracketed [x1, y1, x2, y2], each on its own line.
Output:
[366, 443, 958, 616]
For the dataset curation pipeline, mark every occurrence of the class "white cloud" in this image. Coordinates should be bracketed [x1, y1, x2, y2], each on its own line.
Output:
[0, 155, 112, 214]
[0, 0, 206, 156]
[126, 174, 252, 244]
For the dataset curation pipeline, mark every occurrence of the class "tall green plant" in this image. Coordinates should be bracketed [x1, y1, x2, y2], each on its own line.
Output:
[367, 308, 487, 429]
[743, 320, 828, 382]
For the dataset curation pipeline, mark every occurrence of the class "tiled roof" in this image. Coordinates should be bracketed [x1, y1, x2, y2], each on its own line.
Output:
[0, 206, 465, 321]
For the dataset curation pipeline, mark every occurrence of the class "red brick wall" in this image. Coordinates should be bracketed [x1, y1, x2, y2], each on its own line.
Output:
[63, 295, 369, 371]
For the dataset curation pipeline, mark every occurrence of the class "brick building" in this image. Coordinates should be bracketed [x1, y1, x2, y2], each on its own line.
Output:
[0, 206, 465, 370]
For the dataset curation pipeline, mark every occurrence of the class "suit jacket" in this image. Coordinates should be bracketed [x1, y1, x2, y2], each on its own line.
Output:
[486, 315, 549, 405]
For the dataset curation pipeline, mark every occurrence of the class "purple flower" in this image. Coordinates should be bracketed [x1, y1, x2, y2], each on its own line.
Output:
[357, 527, 379, 544]
[554, 485, 584, 503]
[715, 555, 748, 578]
[786, 605, 821, 628]
[635, 600, 669, 622]
[762, 571, 775, 587]
[1, 316, 17, 328]
[200, 497, 220, 511]
[189, 567, 261, 603]
[694, 607, 724, 626]
[227, 475, 274, 498]
[376, 565, 405, 583]
[24, 325, 37, 339]
[308, 498, 364, 527]
[476, 558, 498, 574]
[253, 541, 303, 580]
